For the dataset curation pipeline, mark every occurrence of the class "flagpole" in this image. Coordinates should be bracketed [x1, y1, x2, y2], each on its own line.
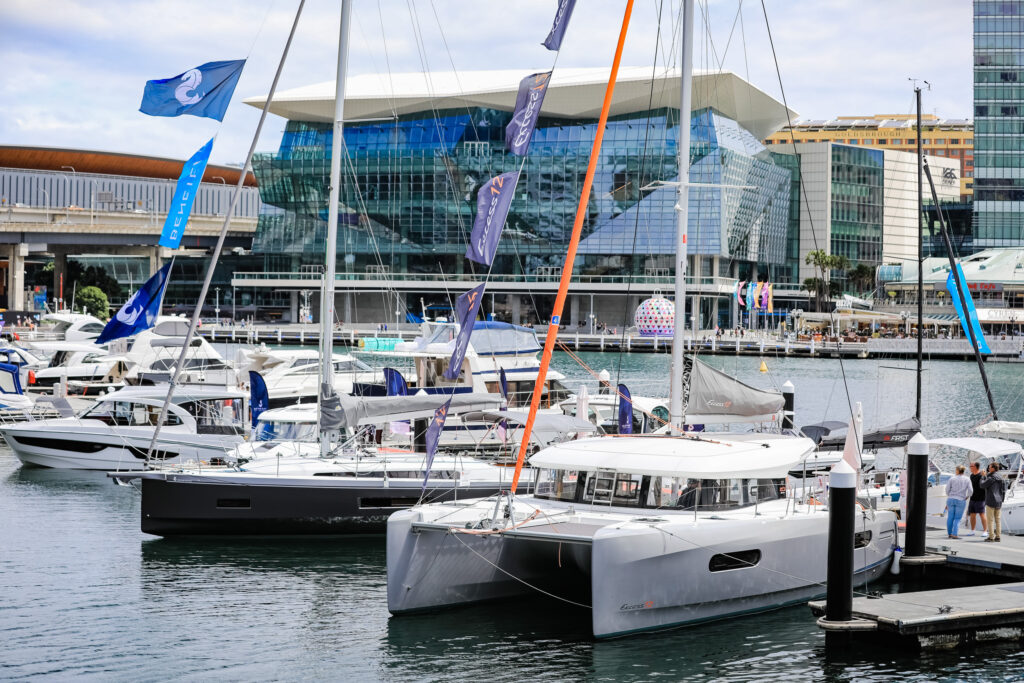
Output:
[146, 0, 306, 459]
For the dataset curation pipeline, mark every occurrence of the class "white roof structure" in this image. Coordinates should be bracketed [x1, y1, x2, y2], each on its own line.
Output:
[529, 434, 814, 478]
[245, 67, 797, 140]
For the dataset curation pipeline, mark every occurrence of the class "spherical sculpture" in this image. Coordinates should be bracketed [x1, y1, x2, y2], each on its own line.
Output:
[634, 297, 675, 337]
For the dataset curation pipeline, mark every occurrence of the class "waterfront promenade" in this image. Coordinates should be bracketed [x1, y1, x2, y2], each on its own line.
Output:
[193, 322, 1024, 360]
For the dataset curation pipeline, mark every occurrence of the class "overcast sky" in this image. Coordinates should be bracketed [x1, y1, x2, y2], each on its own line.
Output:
[0, 0, 971, 167]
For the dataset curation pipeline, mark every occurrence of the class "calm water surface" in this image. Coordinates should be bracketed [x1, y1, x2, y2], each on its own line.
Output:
[4, 352, 1024, 681]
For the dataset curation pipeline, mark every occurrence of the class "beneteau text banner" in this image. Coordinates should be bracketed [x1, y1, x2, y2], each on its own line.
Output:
[160, 138, 214, 249]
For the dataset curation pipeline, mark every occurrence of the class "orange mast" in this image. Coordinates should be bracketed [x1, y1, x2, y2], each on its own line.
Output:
[510, 0, 635, 493]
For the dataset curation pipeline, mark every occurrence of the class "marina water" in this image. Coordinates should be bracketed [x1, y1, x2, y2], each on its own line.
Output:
[4, 351, 1024, 680]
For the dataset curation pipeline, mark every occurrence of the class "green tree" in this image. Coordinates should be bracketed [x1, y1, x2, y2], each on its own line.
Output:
[76, 286, 109, 320]
[803, 250, 850, 311]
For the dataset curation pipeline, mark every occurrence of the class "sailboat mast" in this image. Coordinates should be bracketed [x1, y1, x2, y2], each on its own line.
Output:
[669, 0, 695, 428]
[319, 0, 352, 457]
[915, 85, 923, 421]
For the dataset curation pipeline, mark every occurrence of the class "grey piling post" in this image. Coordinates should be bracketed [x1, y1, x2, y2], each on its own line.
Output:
[905, 432, 929, 558]
[782, 380, 795, 431]
[824, 460, 856, 623]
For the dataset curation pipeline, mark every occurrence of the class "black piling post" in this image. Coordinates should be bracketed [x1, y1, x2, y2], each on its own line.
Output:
[905, 432, 928, 558]
[782, 380, 795, 431]
[824, 460, 856, 624]
[413, 418, 427, 453]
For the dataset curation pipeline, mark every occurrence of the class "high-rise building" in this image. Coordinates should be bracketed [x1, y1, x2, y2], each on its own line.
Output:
[974, 0, 1024, 247]
[763, 115, 972, 199]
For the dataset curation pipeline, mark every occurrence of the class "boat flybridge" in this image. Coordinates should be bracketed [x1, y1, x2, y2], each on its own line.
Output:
[1, 385, 247, 470]
[387, 432, 898, 638]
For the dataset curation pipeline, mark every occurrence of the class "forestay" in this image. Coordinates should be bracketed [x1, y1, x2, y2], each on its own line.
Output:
[529, 434, 815, 479]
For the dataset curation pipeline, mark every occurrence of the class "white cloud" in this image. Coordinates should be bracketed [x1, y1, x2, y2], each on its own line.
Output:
[0, 0, 972, 164]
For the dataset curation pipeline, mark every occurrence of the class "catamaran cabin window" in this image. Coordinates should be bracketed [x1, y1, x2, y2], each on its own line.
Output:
[534, 470, 783, 509]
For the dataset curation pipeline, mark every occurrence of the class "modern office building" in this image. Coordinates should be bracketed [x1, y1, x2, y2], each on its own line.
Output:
[974, 0, 1024, 247]
[768, 143, 960, 286]
[244, 68, 808, 327]
[764, 115, 973, 199]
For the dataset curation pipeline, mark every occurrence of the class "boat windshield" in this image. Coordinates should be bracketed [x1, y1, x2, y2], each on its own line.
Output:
[255, 420, 318, 442]
[534, 469, 784, 510]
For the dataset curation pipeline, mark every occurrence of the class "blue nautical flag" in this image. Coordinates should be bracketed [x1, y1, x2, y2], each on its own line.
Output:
[140, 60, 246, 121]
[249, 371, 269, 424]
[947, 265, 992, 354]
[467, 172, 519, 266]
[445, 283, 487, 380]
[422, 398, 451, 490]
[384, 367, 409, 396]
[96, 262, 172, 344]
[160, 138, 214, 249]
[506, 72, 551, 156]
[617, 383, 633, 435]
[543, 0, 578, 51]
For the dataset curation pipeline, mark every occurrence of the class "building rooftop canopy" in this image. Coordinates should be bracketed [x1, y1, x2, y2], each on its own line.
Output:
[244, 67, 797, 141]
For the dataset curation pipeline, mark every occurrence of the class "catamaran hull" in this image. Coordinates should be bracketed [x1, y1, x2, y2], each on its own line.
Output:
[387, 509, 897, 638]
[136, 476, 511, 536]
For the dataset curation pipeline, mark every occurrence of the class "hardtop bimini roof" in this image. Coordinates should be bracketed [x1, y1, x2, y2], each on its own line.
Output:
[529, 433, 815, 479]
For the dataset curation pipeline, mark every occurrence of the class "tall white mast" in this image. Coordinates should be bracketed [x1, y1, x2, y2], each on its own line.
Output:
[669, 0, 695, 428]
[320, 0, 352, 457]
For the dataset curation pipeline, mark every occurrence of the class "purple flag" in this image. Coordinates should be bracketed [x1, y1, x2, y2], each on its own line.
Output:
[467, 171, 519, 266]
[543, 0, 577, 51]
[422, 398, 451, 490]
[445, 283, 486, 380]
[506, 72, 551, 156]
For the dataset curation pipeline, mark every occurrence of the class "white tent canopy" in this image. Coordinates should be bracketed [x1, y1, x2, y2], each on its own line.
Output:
[529, 434, 814, 479]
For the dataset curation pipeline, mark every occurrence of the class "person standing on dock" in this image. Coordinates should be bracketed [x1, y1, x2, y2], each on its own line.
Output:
[981, 463, 1007, 542]
[968, 461, 988, 538]
[944, 465, 972, 540]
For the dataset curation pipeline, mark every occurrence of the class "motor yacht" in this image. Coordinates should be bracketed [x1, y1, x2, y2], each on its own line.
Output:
[2, 385, 247, 469]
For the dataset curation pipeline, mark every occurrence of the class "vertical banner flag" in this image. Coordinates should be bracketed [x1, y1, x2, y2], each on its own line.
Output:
[160, 138, 214, 249]
[467, 172, 519, 266]
[736, 281, 746, 308]
[249, 371, 269, 424]
[947, 266, 992, 354]
[422, 398, 451, 490]
[140, 60, 246, 121]
[617, 383, 633, 435]
[543, 0, 578, 51]
[506, 72, 552, 156]
[96, 262, 172, 343]
[445, 283, 487, 379]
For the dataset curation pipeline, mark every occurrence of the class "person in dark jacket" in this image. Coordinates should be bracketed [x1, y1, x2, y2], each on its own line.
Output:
[968, 461, 988, 537]
[980, 463, 1006, 542]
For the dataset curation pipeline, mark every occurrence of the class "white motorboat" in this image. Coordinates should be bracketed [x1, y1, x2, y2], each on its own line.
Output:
[387, 433, 897, 637]
[243, 346, 384, 407]
[1, 385, 247, 469]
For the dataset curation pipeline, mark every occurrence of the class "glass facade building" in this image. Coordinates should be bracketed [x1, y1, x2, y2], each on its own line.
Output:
[974, 0, 1024, 246]
[251, 106, 794, 281]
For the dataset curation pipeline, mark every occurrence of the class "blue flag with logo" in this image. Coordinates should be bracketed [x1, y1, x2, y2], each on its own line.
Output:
[422, 398, 451, 490]
[617, 383, 633, 435]
[96, 262, 172, 344]
[445, 283, 487, 380]
[506, 72, 551, 156]
[140, 60, 246, 121]
[249, 371, 269, 424]
[467, 172, 519, 266]
[543, 0, 577, 51]
[947, 265, 991, 354]
[160, 138, 214, 249]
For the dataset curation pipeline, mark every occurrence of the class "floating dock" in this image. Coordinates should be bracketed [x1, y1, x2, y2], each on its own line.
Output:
[810, 526, 1024, 646]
